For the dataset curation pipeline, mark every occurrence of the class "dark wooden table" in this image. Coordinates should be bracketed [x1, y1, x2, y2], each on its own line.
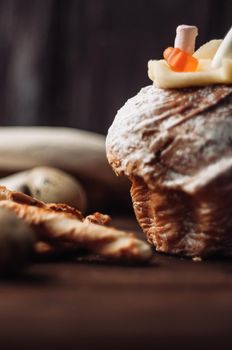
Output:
[0, 217, 232, 350]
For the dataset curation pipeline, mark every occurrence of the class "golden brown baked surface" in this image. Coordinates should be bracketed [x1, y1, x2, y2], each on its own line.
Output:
[106, 85, 232, 257]
[0, 186, 152, 262]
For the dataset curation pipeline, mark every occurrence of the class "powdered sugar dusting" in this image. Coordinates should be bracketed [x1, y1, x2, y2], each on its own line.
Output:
[106, 84, 232, 193]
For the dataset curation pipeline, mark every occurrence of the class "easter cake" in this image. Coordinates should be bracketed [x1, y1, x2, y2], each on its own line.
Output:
[106, 25, 232, 258]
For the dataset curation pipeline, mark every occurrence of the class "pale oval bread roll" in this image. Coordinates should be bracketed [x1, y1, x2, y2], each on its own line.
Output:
[0, 127, 110, 181]
[0, 167, 87, 212]
[0, 127, 129, 210]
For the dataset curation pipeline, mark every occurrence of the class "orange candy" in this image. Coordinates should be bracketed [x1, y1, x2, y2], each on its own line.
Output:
[163, 47, 198, 72]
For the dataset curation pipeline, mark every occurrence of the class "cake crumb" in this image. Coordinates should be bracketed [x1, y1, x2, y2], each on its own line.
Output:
[192, 256, 202, 262]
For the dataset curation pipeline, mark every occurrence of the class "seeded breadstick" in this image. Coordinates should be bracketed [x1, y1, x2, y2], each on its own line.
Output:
[0, 187, 152, 262]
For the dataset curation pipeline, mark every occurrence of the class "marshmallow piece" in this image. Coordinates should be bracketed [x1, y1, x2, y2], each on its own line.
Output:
[174, 25, 198, 55]
[211, 26, 232, 68]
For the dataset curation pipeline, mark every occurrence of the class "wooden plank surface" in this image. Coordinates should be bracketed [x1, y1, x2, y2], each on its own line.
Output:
[0, 217, 232, 349]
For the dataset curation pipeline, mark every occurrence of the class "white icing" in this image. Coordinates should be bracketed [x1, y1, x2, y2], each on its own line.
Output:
[148, 58, 232, 89]
[148, 40, 232, 88]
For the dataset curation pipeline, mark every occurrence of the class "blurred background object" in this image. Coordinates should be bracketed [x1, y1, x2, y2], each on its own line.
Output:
[0, 0, 230, 134]
[0, 127, 130, 213]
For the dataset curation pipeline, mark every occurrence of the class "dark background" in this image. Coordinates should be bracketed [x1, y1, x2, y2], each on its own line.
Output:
[0, 0, 231, 134]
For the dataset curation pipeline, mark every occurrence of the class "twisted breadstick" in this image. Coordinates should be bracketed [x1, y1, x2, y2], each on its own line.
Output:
[0, 187, 152, 262]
